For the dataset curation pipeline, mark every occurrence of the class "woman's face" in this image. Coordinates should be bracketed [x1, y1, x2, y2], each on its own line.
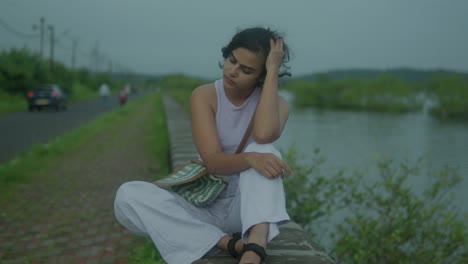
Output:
[223, 48, 265, 92]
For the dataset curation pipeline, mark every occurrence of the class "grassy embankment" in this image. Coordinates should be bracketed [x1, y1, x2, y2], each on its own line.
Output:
[127, 75, 209, 263]
[0, 90, 169, 263]
[0, 90, 169, 203]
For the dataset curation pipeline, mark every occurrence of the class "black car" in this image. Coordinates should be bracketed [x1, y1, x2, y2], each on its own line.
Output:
[27, 84, 67, 111]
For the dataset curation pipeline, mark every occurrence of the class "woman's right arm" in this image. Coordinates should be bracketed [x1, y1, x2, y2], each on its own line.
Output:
[190, 84, 291, 178]
[190, 84, 251, 175]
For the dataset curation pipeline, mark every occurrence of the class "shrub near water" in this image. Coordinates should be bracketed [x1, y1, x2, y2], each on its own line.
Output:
[425, 73, 468, 120]
[282, 147, 468, 263]
[284, 74, 421, 113]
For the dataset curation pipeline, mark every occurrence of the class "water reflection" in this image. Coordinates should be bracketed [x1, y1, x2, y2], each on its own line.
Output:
[277, 107, 468, 215]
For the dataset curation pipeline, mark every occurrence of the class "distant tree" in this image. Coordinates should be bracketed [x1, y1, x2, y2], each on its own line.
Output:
[0, 48, 49, 95]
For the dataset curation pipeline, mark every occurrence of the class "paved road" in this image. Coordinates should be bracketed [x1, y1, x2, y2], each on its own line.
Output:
[0, 94, 158, 263]
[0, 93, 144, 165]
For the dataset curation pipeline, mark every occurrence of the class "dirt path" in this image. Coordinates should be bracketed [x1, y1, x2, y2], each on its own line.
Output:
[0, 97, 160, 263]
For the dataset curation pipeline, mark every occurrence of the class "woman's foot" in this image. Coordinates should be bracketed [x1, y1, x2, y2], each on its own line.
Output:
[239, 250, 261, 264]
[227, 233, 244, 258]
[238, 243, 266, 264]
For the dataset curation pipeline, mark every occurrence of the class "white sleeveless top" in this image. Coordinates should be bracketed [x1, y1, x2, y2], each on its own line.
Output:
[214, 79, 261, 195]
[215, 79, 260, 153]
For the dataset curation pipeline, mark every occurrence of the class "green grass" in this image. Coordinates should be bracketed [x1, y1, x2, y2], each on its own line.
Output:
[127, 92, 169, 263]
[150, 92, 170, 178]
[0, 90, 170, 263]
[0, 83, 102, 115]
[129, 238, 165, 264]
[0, 91, 169, 204]
[67, 82, 101, 102]
[0, 91, 28, 114]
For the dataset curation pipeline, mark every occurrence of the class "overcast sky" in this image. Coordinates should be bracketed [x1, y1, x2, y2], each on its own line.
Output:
[1, 0, 467, 78]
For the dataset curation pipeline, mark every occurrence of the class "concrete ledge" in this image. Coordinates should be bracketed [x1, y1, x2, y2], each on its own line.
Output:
[162, 95, 334, 264]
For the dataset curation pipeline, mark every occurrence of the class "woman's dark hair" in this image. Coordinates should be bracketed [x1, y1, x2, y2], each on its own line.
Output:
[221, 27, 291, 78]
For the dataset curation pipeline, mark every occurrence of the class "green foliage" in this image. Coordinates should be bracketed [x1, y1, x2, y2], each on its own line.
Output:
[129, 239, 164, 264]
[151, 90, 170, 176]
[425, 74, 468, 120]
[282, 147, 468, 263]
[282, 146, 354, 234]
[332, 158, 467, 263]
[161, 74, 208, 110]
[67, 81, 105, 102]
[0, 91, 162, 203]
[285, 74, 421, 113]
[0, 91, 28, 113]
[286, 72, 468, 120]
[0, 48, 119, 113]
[0, 48, 49, 95]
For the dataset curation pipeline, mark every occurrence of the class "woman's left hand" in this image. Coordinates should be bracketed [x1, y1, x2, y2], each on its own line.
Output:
[265, 38, 284, 74]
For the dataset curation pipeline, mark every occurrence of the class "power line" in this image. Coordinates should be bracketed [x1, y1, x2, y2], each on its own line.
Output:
[0, 17, 39, 39]
[1, 16, 130, 73]
[78, 47, 90, 58]
[55, 39, 72, 51]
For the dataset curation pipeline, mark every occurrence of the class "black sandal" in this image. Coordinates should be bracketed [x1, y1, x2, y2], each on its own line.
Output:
[238, 243, 267, 264]
[227, 232, 242, 258]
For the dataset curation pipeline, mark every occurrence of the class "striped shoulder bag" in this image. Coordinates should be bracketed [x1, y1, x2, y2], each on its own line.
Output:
[153, 115, 254, 207]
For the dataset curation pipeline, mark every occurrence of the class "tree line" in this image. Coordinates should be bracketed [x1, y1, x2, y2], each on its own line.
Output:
[0, 48, 117, 101]
[285, 73, 468, 120]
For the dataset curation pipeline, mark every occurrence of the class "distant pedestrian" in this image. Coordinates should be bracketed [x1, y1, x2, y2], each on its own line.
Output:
[99, 83, 110, 106]
[119, 88, 127, 106]
[124, 84, 131, 96]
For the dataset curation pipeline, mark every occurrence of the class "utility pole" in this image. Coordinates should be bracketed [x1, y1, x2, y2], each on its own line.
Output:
[108, 61, 113, 74]
[48, 24, 55, 71]
[32, 17, 45, 58]
[90, 41, 99, 72]
[71, 38, 78, 69]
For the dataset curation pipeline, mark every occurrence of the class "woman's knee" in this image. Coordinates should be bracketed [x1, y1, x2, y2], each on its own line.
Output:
[115, 181, 176, 208]
[244, 142, 281, 158]
[115, 181, 141, 209]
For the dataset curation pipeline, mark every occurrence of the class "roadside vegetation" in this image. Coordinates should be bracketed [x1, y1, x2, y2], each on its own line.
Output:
[161, 73, 209, 111]
[0, 48, 119, 114]
[128, 74, 210, 263]
[0, 89, 169, 263]
[0, 90, 169, 202]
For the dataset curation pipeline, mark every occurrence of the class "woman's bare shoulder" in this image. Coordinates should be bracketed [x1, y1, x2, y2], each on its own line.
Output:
[191, 83, 216, 102]
[191, 82, 217, 113]
[192, 83, 215, 94]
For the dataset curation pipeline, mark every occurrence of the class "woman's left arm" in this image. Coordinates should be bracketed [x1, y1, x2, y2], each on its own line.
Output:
[253, 38, 289, 143]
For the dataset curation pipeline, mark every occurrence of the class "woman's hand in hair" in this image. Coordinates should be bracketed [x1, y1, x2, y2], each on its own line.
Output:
[265, 37, 284, 75]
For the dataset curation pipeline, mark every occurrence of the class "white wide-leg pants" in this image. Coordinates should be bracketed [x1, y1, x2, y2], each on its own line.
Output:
[114, 143, 290, 264]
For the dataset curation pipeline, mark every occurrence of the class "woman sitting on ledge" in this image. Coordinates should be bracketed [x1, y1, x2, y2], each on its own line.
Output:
[114, 26, 293, 264]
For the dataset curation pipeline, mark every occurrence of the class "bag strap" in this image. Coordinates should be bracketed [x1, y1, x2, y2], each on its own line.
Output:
[234, 109, 255, 154]
[190, 108, 254, 165]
